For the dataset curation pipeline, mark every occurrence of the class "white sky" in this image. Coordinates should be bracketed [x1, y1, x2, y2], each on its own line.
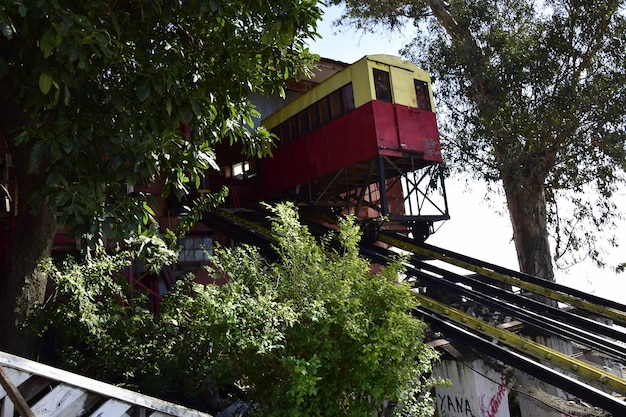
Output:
[307, 4, 626, 304]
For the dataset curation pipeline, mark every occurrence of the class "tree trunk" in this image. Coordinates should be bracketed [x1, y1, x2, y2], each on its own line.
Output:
[425, 0, 558, 282]
[0, 136, 56, 358]
[501, 174, 555, 281]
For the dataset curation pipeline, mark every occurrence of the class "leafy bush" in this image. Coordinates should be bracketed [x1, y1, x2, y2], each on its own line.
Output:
[32, 203, 438, 416]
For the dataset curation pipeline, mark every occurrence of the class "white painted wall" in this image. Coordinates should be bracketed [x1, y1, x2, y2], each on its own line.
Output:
[433, 359, 510, 417]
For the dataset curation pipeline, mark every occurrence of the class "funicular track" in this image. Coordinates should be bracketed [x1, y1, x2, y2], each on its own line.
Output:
[202, 208, 626, 415]
[381, 232, 626, 326]
[358, 240, 626, 415]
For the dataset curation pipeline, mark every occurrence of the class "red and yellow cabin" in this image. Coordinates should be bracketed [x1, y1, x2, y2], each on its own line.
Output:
[262, 54, 441, 196]
[260, 54, 448, 240]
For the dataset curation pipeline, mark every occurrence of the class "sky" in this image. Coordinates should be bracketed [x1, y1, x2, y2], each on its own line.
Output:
[306, 4, 626, 304]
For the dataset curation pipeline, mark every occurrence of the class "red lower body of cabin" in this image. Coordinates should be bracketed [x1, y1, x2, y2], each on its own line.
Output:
[262, 100, 441, 198]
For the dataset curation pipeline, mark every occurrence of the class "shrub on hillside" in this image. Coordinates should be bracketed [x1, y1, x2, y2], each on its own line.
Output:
[32, 203, 439, 416]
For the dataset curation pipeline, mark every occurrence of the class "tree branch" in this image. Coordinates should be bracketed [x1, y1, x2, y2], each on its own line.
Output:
[425, 0, 488, 97]
[425, 0, 456, 29]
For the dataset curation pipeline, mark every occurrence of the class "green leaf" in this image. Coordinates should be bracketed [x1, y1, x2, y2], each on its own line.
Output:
[190, 99, 201, 116]
[39, 72, 53, 95]
[54, 30, 62, 47]
[55, 191, 70, 207]
[69, 44, 80, 62]
[138, 79, 151, 102]
[40, 29, 56, 58]
[179, 104, 193, 123]
[63, 85, 71, 106]
[0, 20, 15, 39]
[46, 171, 67, 188]
[50, 141, 62, 160]
[13, 130, 29, 145]
[142, 200, 155, 216]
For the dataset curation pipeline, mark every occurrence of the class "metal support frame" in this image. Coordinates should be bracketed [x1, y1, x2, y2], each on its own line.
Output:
[300, 156, 449, 234]
[353, 160, 376, 218]
[376, 155, 389, 217]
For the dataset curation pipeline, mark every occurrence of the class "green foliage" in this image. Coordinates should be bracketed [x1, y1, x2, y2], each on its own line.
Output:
[328, 0, 430, 32]
[0, 0, 321, 240]
[32, 204, 438, 416]
[34, 248, 161, 381]
[420, 0, 626, 269]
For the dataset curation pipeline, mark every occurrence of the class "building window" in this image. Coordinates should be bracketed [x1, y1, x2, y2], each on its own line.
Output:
[178, 237, 213, 262]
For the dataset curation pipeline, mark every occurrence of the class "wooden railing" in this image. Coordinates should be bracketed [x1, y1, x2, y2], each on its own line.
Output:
[0, 351, 212, 417]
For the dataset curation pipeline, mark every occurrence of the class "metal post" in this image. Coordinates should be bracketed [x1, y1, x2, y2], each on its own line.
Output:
[376, 155, 389, 216]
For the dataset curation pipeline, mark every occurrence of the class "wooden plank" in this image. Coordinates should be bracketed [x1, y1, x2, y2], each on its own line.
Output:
[30, 383, 84, 417]
[90, 398, 133, 417]
[0, 351, 213, 417]
[18, 375, 54, 402]
[1, 398, 15, 417]
[0, 365, 35, 417]
[51, 391, 101, 417]
[0, 368, 30, 417]
[0, 367, 30, 399]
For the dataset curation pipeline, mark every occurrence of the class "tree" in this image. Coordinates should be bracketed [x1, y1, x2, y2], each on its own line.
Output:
[32, 203, 439, 416]
[0, 0, 321, 356]
[332, 0, 626, 280]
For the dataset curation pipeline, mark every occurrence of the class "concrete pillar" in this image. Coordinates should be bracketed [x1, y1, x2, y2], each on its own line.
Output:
[433, 358, 511, 417]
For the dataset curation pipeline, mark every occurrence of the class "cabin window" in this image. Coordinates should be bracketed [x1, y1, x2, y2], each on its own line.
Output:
[232, 161, 250, 178]
[342, 83, 355, 111]
[318, 98, 330, 125]
[269, 83, 355, 145]
[329, 90, 343, 119]
[414, 79, 432, 111]
[297, 110, 310, 135]
[373, 69, 392, 103]
[308, 105, 320, 130]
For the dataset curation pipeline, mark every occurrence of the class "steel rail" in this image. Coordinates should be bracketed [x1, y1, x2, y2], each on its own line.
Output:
[380, 232, 626, 326]
[359, 244, 626, 361]
[201, 209, 278, 258]
[416, 308, 626, 416]
[304, 214, 626, 349]
[411, 255, 626, 347]
[412, 293, 626, 396]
